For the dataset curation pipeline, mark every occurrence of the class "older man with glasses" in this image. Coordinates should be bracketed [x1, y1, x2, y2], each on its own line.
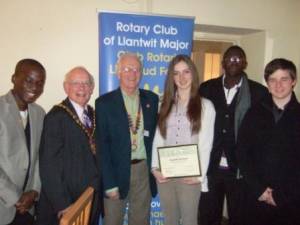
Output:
[37, 67, 101, 225]
[95, 52, 158, 225]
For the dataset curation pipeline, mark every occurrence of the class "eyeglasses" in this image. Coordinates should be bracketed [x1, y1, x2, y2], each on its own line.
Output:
[224, 56, 244, 63]
[120, 67, 141, 73]
[68, 81, 93, 87]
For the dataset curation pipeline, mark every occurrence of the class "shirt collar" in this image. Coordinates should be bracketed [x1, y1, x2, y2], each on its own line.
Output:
[69, 98, 87, 121]
[121, 89, 140, 100]
[222, 74, 243, 90]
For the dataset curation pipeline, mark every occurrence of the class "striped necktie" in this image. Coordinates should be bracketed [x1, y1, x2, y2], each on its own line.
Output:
[83, 109, 92, 129]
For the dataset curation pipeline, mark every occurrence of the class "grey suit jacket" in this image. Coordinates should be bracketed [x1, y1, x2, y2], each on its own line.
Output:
[0, 91, 45, 224]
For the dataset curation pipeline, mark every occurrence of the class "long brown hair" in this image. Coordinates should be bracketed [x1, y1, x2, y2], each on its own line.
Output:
[158, 54, 202, 138]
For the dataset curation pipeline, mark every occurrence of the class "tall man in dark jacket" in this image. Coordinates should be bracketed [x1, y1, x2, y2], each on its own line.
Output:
[198, 46, 268, 225]
[96, 53, 158, 225]
[237, 58, 300, 225]
[37, 67, 101, 225]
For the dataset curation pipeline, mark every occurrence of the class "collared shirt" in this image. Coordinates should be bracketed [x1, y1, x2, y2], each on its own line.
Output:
[220, 75, 242, 169]
[121, 89, 147, 160]
[69, 98, 88, 124]
[222, 75, 243, 105]
[165, 102, 198, 146]
[105, 90, 147, 194]
[272, 102, 287, 123]
[19, 110, 28, 128]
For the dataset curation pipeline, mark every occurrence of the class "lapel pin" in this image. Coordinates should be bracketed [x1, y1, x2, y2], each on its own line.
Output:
[146, 104, 150, 108]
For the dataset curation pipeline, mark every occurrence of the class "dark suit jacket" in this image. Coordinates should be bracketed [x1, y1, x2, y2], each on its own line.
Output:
[237, 93, 300, 224]
[199, 75, 268, 175]
[95, 88, 158, 199]
[237, 93, 300, 206]
[37, 98, 99, 225]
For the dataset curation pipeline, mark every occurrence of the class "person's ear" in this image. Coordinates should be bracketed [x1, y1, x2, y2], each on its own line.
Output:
[117, 72, 121, 80]
[11, 74, 16, 84]
[63, 81, 69, 94]
[292, 79, 297, 88]
[243, 61, 248, 69]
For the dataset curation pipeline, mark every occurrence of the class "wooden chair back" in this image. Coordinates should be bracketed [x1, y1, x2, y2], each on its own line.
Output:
[60, 187, 94, 225]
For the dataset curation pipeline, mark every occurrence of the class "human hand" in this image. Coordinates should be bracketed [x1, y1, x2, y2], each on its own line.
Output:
[57, 204, 73, 219]
[106, 190, 120, 200]
[15, 204, 27, 214]
[258, 187, 277, 206]
[258, 188, 272, 202]
[15, 190, 38, 214]
[265, 190, 277, 206]
[152, 169, 169, 183]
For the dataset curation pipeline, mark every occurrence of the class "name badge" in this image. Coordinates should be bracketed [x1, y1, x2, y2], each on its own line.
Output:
[144, 130, 149, 137]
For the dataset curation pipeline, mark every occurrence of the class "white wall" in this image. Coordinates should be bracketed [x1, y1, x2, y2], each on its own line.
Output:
[152, 0, 300, 95]
[240, 31, 266, 82]
[1, 0, 300, 111]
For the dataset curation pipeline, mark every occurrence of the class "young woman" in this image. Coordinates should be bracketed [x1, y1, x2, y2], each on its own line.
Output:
[151, 54, 216, 225]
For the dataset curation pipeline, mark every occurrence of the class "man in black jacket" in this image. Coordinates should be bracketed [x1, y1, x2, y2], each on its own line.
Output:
[37, 67, 101, 225]
[198, 46, 268, 225]
[237, 58, 300, 225]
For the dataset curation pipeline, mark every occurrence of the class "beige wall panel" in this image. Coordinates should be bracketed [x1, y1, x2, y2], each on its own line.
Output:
[0, 0, 299, 110]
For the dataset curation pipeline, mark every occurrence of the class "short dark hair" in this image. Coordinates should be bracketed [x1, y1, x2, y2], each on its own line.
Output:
[264, 58, 297, 82]
[15, 58, 46, 75]
[223, 45, 246, 60]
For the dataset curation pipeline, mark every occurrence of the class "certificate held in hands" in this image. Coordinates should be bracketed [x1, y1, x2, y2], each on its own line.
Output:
[158, 144, 201, 178]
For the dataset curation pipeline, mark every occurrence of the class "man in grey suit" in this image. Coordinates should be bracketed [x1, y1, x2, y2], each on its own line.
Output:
[0, 59, 46, 225]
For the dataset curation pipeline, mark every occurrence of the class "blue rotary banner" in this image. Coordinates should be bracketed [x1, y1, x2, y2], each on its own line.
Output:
[98, 11, 194, 225]
[99, 11, 194, 95]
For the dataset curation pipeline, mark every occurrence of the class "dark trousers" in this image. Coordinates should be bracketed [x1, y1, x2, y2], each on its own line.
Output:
[90, 191, 102, 225]
[198, 170, 244, 225]
[243, 192, 300, 225]
[8, 212, 34, 225]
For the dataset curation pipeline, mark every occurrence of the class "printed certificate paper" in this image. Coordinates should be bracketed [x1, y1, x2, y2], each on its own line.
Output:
[158, 144, 201, 178]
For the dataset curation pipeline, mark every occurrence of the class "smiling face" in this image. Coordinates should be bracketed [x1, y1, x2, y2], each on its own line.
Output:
[173, 61, 192, 92]
[222, 48, 247, 78]
[12, 62, 46, 110]
[64, 68, 94, 107]
[117, 54, 142, 95]
[267, 69, 296, 105]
